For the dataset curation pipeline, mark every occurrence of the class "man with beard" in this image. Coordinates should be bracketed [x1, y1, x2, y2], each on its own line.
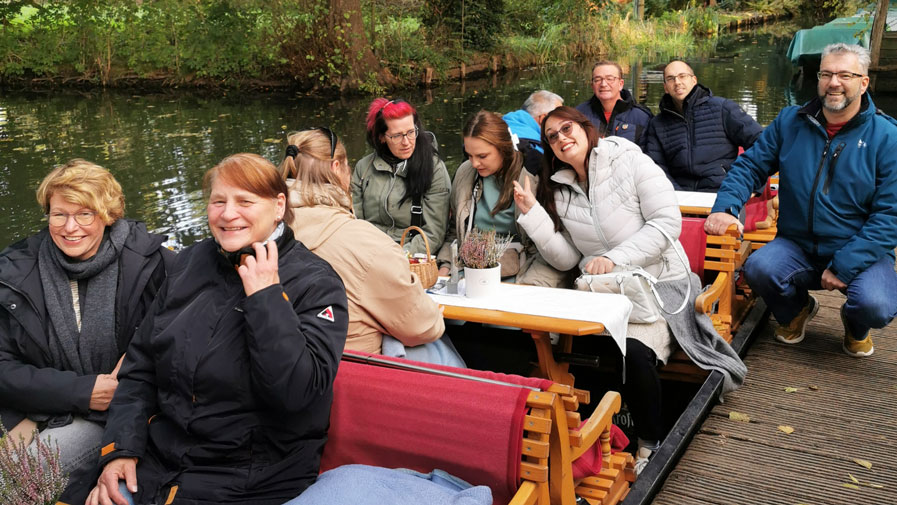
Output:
[645, 59, 763, 191]
[706, 43, 897, 358]
[575, 60, 652, 147]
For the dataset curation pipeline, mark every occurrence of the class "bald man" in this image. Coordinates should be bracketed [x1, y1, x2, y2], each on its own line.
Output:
[645, 60, 762, 192]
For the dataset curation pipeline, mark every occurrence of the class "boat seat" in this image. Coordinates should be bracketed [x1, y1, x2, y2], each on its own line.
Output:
[659, 218, 753, 382]
[322, 352, 634, 505]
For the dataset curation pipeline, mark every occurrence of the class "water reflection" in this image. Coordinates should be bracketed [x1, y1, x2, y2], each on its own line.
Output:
[2, 22, 897, 248]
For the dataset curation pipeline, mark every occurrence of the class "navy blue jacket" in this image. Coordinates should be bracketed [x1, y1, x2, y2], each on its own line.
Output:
[713, 93, 897, 284]
[575, 88, 652, 147]
[645, 84, 763, 192]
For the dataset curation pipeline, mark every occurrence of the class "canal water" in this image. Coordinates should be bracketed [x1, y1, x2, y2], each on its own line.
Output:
[2, 21, 895, 248]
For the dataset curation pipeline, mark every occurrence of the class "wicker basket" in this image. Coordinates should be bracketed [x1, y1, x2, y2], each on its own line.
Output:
[400, 226, 438, 289]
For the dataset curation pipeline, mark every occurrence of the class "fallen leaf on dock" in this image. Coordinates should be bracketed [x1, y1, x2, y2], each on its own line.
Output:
[848, 473, 859, 484]
[862, 482, 884, 489]
[842, 483, 860, 490]
[728, 412, 750, 422]
[808, 385, 819, 391]
[852, 458, 873, 470]
[784, 387, 800, 393]
[778, 425, 794, 434]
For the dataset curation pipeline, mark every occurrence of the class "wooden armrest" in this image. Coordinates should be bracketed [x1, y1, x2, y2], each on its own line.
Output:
[695, 272, 728, 314]
[508, 481, 540, 505]
[736, 240, 751, 267]
[569, 391, 622, 461]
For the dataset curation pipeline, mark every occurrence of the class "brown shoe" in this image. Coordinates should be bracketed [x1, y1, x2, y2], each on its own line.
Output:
[841, 305, 874, 357]
[774, 295, 818, 344]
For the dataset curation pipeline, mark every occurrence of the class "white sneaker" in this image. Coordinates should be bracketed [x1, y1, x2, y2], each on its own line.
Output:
[634, 447, 653, 476]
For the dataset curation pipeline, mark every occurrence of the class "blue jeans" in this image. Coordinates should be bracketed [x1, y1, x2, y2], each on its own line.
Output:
[744, 237, 897, 339]
[117, 482, 137, 505]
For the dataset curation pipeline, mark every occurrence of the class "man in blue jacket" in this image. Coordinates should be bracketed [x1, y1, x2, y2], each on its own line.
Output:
[645, 60, 763, 192]
[575, 60, 652, 147]
[706, 43, 897, 357]
[504, 90, 564, 175]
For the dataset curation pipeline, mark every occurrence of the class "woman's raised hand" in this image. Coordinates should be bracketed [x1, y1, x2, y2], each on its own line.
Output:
[584, 256, 615, 275]
[512, 175, 537, 214]
[238, 241, 281, 297]
[86, 457, 138, 505]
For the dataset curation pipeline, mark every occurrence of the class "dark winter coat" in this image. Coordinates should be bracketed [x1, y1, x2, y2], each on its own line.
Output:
[713, 93, 897, 284]
[98, 233, 348, 505]
[575, 88, 653, 147]
[0, 221, 172, 430]
[645, 84, 763, 192]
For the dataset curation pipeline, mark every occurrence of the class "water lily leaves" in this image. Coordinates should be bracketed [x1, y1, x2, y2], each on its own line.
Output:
[728, 411, 750, 422]
[852, 458, 873, 470]
[777, 425, 794, 434]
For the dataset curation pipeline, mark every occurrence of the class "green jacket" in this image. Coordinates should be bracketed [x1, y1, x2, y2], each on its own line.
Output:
[351, 151, 451, 257]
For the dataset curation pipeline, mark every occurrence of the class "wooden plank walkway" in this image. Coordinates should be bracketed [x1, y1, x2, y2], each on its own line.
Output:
[653, 287, 897, 505]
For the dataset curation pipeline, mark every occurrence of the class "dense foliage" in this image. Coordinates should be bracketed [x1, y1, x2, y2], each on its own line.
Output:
[0, 0, 865, 91]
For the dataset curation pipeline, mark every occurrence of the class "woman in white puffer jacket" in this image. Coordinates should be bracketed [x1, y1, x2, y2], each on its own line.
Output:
[513, 106, 745, 476]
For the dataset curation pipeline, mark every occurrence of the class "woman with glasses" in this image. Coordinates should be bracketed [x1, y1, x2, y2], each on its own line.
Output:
[280, 128, 463, 365]
[352, 98, 451, 256]
[86, 153, 348, 505]
[513, 107, 746, 475]
[0, 159, 173, 503]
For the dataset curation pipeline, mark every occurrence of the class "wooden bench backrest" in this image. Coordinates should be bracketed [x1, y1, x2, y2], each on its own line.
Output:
[321, 358, 554, 505]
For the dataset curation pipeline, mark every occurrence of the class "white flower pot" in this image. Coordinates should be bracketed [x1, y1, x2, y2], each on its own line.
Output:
[464, 264, 501, 298]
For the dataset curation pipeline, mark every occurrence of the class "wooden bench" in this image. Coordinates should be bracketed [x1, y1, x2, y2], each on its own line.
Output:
[660, 219, 752, 382]
[323, 353, 633, 505]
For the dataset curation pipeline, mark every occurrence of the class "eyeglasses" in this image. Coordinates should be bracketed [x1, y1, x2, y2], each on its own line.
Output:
[664, 73, 694, 84]
[46, 211, 97, 227]
[384, 128, 419, 144]
[591, 75, 621, 85]
[314, 126, 338, 158]
[546, 121, 576, 145]
[817, 71, 865, 82]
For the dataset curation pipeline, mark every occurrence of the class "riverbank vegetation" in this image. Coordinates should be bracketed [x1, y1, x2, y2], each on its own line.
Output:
[0, 0, 865, 92]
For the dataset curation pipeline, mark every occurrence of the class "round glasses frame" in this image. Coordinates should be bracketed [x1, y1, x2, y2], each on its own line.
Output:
[46, 211, 97, 227]
[384, 128, 419, 144]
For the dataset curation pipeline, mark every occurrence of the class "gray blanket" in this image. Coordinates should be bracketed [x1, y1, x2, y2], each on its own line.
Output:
[657, 272, 747, 394]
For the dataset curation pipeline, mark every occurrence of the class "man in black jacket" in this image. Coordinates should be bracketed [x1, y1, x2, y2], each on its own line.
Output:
[575, 60, 653, 148]
[645, 60, 763, 192]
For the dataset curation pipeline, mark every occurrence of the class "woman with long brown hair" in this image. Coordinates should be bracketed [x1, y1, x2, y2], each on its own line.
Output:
[513, 106, 746, 475]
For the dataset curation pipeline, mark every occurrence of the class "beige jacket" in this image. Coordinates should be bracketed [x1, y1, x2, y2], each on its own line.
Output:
[286, 191, 444, 354]
[437, 157, 572, 288]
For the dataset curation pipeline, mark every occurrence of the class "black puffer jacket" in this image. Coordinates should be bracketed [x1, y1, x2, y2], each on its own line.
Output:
[0, 221, 172, 430]
[99, 233, 348, 505]
[645, 84, 763, 192]
[575, 88, 653, 147]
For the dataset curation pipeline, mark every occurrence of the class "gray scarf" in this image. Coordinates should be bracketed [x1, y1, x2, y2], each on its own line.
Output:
[39, 219, 130, 375]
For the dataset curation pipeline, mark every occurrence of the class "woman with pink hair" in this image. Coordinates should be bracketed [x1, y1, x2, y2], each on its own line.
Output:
[351, 98, 451, 256]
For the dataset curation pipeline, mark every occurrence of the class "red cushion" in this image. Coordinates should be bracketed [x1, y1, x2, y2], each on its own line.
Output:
[571, 424, 630, 480]
[322, 358, 533, 505]
[679, 218, 708, 281]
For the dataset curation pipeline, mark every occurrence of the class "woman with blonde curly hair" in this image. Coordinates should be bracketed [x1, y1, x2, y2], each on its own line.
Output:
[0, 159, 173, 503]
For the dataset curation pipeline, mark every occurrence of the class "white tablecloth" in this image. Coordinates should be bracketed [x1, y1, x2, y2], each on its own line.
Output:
[428, 281, 632, 355]
[675, 191, 717, 209]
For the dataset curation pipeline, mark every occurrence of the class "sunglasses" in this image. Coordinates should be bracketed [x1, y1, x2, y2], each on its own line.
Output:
[313, 126, 337, 159]
[546, 121, 576, 145]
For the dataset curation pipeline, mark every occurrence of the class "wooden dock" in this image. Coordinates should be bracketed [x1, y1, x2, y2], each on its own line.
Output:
[652, 287, 897, 505]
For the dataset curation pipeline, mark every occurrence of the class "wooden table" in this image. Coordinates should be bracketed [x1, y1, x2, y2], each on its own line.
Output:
[676, 190, 717, 216]
[429, 283, 631, 388]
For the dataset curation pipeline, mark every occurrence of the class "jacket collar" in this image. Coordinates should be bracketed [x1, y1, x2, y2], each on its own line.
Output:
[659, 83, 711, 115]
[371, 154, 409, 178]
[589, 88, 637, 121]
[798, 92, 874, 130]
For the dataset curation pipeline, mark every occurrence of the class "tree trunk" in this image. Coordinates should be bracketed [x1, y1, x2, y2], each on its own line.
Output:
[329, 0, 396, 89]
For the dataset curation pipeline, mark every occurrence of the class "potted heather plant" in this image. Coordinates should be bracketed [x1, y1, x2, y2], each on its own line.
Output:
[459, 228, 511, 298]
[0, 423, 68, 505]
